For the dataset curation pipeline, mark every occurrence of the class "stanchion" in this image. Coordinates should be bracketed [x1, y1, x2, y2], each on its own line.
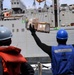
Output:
[38, 62, 42, 75]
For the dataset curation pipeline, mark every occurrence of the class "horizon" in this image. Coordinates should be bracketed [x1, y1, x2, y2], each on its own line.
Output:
[3, 0, 74, 9]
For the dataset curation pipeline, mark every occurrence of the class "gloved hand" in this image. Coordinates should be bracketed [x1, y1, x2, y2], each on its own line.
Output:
[29, 24, 36, 35]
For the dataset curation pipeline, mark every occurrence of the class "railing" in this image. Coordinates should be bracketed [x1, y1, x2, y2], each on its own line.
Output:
[31, 62, 52, 75]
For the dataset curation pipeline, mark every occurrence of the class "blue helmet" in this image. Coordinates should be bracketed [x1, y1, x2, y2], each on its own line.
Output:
[56, 29, 68, 39]
[0, 27, 12, 41]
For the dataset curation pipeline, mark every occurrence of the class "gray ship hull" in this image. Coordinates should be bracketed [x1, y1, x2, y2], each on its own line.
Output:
[0, 20, 74, 59]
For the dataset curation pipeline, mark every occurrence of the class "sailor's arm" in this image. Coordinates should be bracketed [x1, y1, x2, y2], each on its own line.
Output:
[29, 25, 52, 58]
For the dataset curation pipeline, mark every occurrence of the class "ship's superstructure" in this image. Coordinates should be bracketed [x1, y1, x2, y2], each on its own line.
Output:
[0, 0, 74, 64]
[11, 0, 26, 14]
[2, 0, 74, 27]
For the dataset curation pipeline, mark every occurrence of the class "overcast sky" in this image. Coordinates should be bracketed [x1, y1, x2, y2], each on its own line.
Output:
[3, 0, 74, 9]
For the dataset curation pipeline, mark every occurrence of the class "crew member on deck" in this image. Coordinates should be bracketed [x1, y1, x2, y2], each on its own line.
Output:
[29, 25, 74, 75]
[0, 26, 34, 75]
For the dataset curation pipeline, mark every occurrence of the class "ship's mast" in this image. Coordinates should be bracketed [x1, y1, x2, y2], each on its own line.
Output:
[53, 0, 59, 27]
[35, 0, 59, 27]
[0, 0, 3, 20]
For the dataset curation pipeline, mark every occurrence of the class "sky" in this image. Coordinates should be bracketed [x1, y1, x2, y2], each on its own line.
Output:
[3, 0, 74, 9]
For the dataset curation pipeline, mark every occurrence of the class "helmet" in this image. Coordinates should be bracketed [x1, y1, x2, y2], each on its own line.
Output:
[56, 29, 68, 39]
[0, 27, 12, 41]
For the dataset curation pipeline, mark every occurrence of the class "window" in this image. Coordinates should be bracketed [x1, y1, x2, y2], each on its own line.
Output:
[14, 2, 16, 4]
[12, 29, 14, 32]
[21, 28, 25, 32]
[31, 12, 33, 14]
[17, 2, 19, 4]
[62, 14, 64, 16]
[1, 25, 3, 27]
[12, 24, 14, 27]
[16, 29, 19, 32]
[22, 11, 25, 13]
[51, 20, 53, 22]
[45, 15, 47, 17]
[12, 2, 13, 4]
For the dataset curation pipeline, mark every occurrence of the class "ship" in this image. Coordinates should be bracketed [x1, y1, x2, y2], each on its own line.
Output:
[0, 0, 74, 74]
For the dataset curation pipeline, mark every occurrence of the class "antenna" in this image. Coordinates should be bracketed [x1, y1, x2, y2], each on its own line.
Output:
[33, 0, 36, 6]
[53, 0, 58, 27]
[44, 0, 47, 7]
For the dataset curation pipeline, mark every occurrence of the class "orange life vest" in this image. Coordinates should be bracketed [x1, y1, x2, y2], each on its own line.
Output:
[0, 46, 27, 75]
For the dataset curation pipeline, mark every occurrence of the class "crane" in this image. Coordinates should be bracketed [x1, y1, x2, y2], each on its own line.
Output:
[34, 0, 59, 27]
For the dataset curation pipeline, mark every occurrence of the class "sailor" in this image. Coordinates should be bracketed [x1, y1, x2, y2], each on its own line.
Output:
[0, 26, 34, 75]
[29, 25, 74, 75]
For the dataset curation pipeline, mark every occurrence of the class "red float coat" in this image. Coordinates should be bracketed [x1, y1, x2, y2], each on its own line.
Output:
[0, 46, 27, 75]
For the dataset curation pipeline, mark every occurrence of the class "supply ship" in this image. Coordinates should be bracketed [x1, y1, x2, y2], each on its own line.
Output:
[0, 0, 74, 74]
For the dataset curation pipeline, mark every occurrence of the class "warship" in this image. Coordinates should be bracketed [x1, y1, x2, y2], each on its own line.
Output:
[0, 0, 74, 74]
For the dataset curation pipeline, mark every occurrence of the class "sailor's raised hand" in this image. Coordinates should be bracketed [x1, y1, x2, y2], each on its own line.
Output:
[29, 24, 36, 34]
